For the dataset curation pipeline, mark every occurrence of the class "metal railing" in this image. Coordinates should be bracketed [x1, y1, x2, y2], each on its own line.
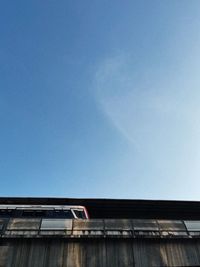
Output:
[1, 218, 200, 239]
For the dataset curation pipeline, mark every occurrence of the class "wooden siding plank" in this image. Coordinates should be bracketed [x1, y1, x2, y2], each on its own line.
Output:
[165, 240, 200, 266]
[45, 240, 64, 267]
[65, 241, 86, 267]
[10, 240, 31, 267]
[85, 240, 106, 267]
[27, 240, 48, 267]
[0, 244, 9, 267]
[2, 238, 200, 266]
[106, 240, 134, 267]
[133, 240, 168, 267]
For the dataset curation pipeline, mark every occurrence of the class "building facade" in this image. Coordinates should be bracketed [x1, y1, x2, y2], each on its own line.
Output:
[0, 198, 200, 266]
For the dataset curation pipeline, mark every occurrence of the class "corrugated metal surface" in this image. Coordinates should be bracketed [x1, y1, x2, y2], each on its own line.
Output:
[1, 239, 200, 267]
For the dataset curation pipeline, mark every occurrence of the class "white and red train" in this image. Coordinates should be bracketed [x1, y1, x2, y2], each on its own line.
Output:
[0, 205, 89, 219]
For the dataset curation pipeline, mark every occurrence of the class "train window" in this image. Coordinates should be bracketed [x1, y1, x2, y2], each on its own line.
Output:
[22, 210, 35, 217]
[133, 220, 159, 231]
[54, 210, 74, 219]
[45, 210, 53, 218]
[34, 210, 46, 217]
[73, 209, 86, 219]
[21, 210, 46, 218]
[14, 210, 22, 217]
[184, 221, 200, 231]
[0, 209, 13, 217]
[41, 219, 72, 230]
[0, 210, 7, 217]
[0, 219, 5, 230]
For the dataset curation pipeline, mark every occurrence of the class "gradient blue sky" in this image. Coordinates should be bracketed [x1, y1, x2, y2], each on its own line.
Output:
[1, 1, 200, 199]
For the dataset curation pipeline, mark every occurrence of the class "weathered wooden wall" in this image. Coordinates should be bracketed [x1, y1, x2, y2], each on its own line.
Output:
[1, 238, 200, 267]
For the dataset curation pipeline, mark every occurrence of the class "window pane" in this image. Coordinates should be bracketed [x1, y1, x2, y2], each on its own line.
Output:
[7, 219, 40, 230]
[133, 220, 159, 231]
[0, 210, 13, 217]
[158, 220, 186, 231]
[105, 219, 132, 230]
[73, 219, 104, 230]
[0, 219, 5, 230]
[184, 221, 200, 231]
[41, 219, 72, 230]
[53, 210, 74, 219]
[22, 210, 36, 217]
[34, 210, 46, 217]
[73, 209, 86, 219]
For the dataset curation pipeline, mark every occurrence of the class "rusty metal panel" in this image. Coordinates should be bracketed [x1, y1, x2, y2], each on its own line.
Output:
[73, 219, 104, 230]
[133, 219, 159, 231]
[158, 220, 186, 231]
[73, 219, 104, 236]
[7, 219, 40, 230]
[105, 219, 132, 236]
[133, 220, 159, 237]
[158, 220, 188, 238]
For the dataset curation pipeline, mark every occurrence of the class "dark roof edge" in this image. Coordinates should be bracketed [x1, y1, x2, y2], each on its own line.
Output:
[0, 196, 200, 205]
[1, 197, 200, 219]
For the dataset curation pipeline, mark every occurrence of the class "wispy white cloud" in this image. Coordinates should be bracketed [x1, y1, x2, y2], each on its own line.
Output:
[92, 51, 200, 183]
[94, 54, 193, 141]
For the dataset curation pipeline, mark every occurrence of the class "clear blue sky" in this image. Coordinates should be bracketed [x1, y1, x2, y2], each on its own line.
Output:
[1, 1, 200, 199]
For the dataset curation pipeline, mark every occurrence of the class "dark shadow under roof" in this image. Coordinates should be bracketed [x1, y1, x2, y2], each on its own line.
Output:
[0, 197, 200, 219]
